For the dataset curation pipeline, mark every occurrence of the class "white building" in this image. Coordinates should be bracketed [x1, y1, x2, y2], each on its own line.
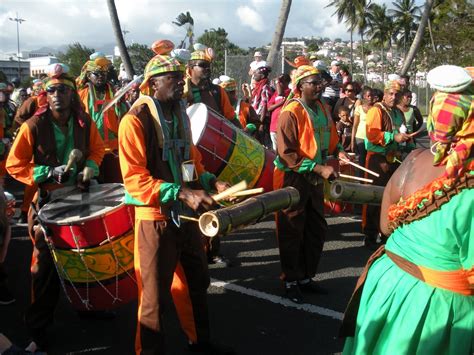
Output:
[27, 56, 59, 78]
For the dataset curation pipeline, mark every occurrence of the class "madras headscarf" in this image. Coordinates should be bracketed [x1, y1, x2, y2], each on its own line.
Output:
[42, 63, 76, 90]
[190, 43, 214, 62]
[77, 52, 112, 89]
[384, 80, 401, 92]
[427, 65, 473, 178]
[219, 75, 237, 92]
[140, 39, 190, 96]
[285, 55, 311, 68]
[289, 65, 320, 97]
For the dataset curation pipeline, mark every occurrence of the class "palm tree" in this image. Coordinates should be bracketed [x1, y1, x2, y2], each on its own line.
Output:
[389, 0, 421, 57]
[401, 0, 434, 75]
[173, 12, 194, 49]
[327, 0, 370, 82]
[366, 3, 394, 82]
[106, 0, 134, 79]
[266, 0, 292, 71]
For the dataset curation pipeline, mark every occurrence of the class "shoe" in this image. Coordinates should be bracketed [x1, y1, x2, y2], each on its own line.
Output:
[17, 211, 28, 224]
[285, 283, 303, 304]
[209, 255, 232, 267]
[0, 283, 15, 305]
[25, 340, 47, 354]
[77, 310, 116, 320]
[298, 280, 328, 295]
[188, 341, 236, 355]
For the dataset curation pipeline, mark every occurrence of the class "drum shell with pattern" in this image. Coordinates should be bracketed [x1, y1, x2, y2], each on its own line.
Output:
[38, 183, 136, 311]
[187, 103, 275, 192]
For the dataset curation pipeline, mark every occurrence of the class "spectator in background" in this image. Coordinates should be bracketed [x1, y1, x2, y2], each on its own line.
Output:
[322, 60, 343, 109]
[333, 81, 360, 122]
[372, 88, 383, 103]
[340, 65, 352, 85]
[267, 73, 291, 151]
[398, 74, 417, 106]
[351, 87, 374, 171]
[396, 88, 423, 134]
[336, 106, 353, 151]
[249, 51, 265, 77]
[251, 63, 273, 147]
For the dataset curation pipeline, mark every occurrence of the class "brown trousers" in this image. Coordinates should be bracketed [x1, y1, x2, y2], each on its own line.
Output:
[276, 171, 328, 282]
[134, 219, 210, 355]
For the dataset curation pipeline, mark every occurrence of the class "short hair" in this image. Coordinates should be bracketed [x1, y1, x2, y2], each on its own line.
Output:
[338, 105, 350, 114]
[342, 81, 361, 95]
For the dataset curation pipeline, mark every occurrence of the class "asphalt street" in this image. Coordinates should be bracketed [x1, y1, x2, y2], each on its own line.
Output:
[1, 193, 371, 355]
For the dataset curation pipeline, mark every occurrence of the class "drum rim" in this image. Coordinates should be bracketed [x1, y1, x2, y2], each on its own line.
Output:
[38, 183, 127, 225]
[187, 103, 208, 145]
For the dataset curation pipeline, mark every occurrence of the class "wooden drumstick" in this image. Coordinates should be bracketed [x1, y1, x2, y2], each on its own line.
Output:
[339, 173, 373, 184]
[64, 149, 83, 173]
[230, 187, 264, 198]
[339, 157, 380, 178]
[211, 181, 248, 202]
[179, 215, 199, 222]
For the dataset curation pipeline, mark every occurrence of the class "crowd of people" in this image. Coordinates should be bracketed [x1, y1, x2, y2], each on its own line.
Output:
[0, 39, 472, 355]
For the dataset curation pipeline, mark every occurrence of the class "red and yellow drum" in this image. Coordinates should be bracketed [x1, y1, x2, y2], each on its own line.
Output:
[38, 183, 136, 311]
[187, 103, 275, 192]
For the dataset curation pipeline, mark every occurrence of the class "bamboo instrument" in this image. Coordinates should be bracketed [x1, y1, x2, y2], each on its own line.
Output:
[329, 180, 384, 205]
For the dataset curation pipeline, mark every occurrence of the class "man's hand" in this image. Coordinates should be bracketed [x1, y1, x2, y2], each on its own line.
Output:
[314, 164, 339, 181]
[48, 165, 70, 184]
[394, 133, 411, 143]
[78, 167, 94, 183]
[338, 150, 352, 164]
[178, 187, 216, 212]
[214, 180, 231, 194]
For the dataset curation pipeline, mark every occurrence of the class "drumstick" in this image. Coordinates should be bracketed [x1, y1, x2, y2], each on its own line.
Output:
[339, 173, 373, 184]
[230, 187, 264, 197]
[179, 215, 199, 222]
[339, 158, 380, 178]
[64, 149, 83, 173]
[211, 181, 248, 202]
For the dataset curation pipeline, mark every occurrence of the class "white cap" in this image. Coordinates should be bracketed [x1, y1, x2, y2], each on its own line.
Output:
[331, 60, 341, 66]
[212, 78, 221, 85]
[388, 73, 401, 81]
[313, 60, 327, 71]
[255, 61, 268, 70]
[254, 51, 262, 57]
[427, 65, 472, 93]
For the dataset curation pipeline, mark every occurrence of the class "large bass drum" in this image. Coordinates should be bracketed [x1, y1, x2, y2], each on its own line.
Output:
[38, 183, 136, 311]
[187, 103, 275, 192]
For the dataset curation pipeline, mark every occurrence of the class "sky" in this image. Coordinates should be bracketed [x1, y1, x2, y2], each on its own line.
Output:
[0, 0, 409, 55]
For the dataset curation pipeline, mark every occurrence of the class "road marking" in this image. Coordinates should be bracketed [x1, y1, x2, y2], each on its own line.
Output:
[66, 346, 111, 354]
[211, 278, 344, 320]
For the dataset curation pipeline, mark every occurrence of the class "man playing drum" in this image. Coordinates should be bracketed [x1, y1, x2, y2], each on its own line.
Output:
[118, 39, 234, 355]
[184, 44, 235, 266]
[274, 65, 349, 304]
[6, 63, 105, 352]
[77, 52, 127, 183]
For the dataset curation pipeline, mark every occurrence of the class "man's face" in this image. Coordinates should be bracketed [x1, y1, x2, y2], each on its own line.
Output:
[299, 74, 323, 101]
[46, 84, 73, 112]
[190, 60, 211, 82]
[383, 89, 398, 108]
[398, 78, 407, 88]
[87, 70, 108, 89]
[151, 71, 185, 102]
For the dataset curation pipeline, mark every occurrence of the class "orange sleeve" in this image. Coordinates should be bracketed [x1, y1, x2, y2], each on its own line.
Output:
[219, 87, 236, 120]
[78, 88, 90, 114]
[87, 120, 105, 167]
[328, 120, 340, 154]
[239, 102, 250, 127]
[366, 106, 386, 145]
[118, 114, 164, 207]
[6, 123, 36, 186]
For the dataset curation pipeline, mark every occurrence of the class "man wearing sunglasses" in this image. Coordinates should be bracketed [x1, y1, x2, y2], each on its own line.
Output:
[274, 65, 350, 304]
[185, 44, 235, 267]
[77, 52, 127, 182]
[118, 40, 233, 355]
[6, 63, 105, 352]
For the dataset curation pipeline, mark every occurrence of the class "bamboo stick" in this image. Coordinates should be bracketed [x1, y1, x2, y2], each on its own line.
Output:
[211, 181, 248, 202]
[230, 187, 264, 197]
[339, 173, 373, 184]
[339, 158, 380, 177]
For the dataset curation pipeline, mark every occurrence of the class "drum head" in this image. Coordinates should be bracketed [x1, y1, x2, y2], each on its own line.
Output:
[38, 183, 125, 224]
[187, 103, 208, 145]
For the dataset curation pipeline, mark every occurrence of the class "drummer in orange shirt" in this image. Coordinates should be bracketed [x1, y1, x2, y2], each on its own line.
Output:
[6, 63, 105, 353]
[118, 39, 233, 355]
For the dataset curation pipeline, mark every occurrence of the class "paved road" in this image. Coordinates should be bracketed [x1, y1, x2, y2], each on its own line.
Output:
[1, 204, 371, 355]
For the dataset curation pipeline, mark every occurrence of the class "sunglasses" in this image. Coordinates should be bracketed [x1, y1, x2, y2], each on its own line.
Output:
[90, 71, 107, 77]
[301, 80, 322, 86]
[345, 88, 354, 92]
[194, 62, 210, 69]
[46, 85, 70, 94]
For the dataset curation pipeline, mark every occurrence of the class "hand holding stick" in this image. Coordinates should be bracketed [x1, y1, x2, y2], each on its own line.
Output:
[211, 181, 248, 202]
[64, 149, 83, 173]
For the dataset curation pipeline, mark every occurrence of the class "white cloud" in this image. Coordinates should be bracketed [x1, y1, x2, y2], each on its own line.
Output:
[236, 6, 265, 33]
[65, 6, 80, 17]
[157, 23, 177, 36]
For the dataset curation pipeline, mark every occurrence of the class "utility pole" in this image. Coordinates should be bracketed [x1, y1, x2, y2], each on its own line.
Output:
[9, 12, 26, 79]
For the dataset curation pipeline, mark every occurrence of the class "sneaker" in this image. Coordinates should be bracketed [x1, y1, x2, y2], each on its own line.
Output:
[285, 283, 303, 304]
[0, 283, 15, 305]
[298, 280, 328, 295]
[209, 255, 232, 267]
[188, 341, 235, 355]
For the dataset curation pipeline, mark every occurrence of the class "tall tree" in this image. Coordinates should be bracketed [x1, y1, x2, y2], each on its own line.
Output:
[127, 43, 154, 75]
[366, 3, 394, 82]
[106, 0, 134, 79]
[389, 0, 421, 57]
[57, 42, 95, 77]
[401, 0, 434, 75]
[173, 11, 195, 49]
[266, 0, 292, 71]
[197, 28, 246, 78]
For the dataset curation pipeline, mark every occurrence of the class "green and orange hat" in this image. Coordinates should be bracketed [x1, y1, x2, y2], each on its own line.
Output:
[76, 52, 112, 89]
[190, 43, 214, 62]
[140, 39, 190, 95]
